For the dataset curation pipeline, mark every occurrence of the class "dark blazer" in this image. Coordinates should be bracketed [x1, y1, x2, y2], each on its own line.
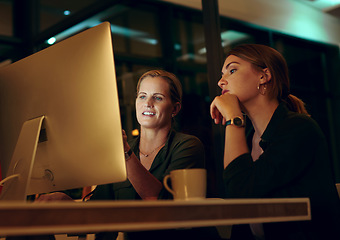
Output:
[224, 103, 340, 240]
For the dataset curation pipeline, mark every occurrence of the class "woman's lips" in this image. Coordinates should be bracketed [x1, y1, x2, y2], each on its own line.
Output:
[222, 90, 229, 95]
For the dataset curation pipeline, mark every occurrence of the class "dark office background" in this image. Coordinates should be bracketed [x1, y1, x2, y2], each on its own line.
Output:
[0, 0, 339, 197]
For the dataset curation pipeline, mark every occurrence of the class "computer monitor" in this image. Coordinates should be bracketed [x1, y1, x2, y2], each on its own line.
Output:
[0, 22, 127, 201]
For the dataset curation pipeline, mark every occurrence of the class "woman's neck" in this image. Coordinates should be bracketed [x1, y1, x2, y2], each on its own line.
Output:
[139, 126, 170, 152]
[244, 98, 279, 137]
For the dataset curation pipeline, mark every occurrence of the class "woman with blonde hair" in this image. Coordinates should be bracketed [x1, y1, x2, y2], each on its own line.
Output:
[37, 70, 214, 239]
[93, 70, 204, 201]
[92, 70, 215, 239]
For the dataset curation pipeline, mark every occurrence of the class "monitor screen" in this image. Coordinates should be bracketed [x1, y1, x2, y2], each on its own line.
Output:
[0, 22, 127, 201]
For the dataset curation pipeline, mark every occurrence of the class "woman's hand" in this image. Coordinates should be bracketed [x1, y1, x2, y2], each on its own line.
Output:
[122, 129, 130, 152]
[35, 192, 73, 202]
[210, 93, 242, 125]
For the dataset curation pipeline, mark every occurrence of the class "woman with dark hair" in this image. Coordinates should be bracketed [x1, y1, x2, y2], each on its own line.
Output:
[210, 44, 340, 240]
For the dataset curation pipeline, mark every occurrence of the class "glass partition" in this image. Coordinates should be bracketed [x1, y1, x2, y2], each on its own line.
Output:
[39, 0, 98, 31]
[0, 0, 13, 36]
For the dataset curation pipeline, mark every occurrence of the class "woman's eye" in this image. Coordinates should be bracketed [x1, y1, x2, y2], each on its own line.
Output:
[139, 95, 146, 99]
[230, 69, 236, 74]
[154, 96, 162, 101]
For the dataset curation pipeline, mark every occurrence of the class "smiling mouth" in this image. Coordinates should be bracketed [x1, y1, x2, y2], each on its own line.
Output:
[222, 90, 229, 95]
[143, 111, 155, 116]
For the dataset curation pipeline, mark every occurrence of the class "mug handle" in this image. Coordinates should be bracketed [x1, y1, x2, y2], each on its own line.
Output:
[163, 174, 175, 196]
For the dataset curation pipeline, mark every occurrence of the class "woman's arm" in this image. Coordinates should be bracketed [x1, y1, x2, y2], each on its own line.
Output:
[124, 151, 163, 200]
[122, 130, 162, 200]
[123, 132, 206, 200]
[210, 93, 248, 168]
[35, 192, 73, 202]
[223, 115, 325, 198]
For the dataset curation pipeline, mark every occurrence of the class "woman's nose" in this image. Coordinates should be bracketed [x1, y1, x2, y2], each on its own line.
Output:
[218, 77, 227, 89]
[145, 97, 153, 108]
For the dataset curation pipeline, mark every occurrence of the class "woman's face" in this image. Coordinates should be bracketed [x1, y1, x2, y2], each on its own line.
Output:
[136, 76, 175, 130]
[218, 55, 262, 104]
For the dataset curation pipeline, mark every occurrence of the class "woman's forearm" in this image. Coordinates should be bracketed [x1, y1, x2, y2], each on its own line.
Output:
[125, 153, 163, 200]
[224, 125, 248, 168]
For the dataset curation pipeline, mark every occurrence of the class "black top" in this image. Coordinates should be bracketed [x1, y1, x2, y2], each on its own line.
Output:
[224, 103, 340, 239]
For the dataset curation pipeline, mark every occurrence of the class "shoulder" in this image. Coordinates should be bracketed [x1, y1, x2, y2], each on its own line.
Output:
[282, 112, 322, 134]
[164, 130, 205, 169]
[273, 111, 327, 147]
[263, 103, 327, 149]
[167, 130, 205, 157]
[170, 131, 204, 147]
[270, 103, 322, 135]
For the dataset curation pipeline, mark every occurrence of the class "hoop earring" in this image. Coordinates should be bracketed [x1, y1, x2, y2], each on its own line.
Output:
[257, 84, 267, 95]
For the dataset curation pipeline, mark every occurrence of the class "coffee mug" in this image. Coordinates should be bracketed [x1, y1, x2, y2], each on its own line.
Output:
[163, 168, 207, 200]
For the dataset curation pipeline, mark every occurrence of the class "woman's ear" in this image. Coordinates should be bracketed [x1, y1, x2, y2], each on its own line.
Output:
[260, 68, 271, 84]
[172, 102, 181, 117]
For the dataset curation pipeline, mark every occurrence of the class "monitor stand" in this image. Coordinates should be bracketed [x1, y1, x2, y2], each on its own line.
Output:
[0, 116, 45, 201]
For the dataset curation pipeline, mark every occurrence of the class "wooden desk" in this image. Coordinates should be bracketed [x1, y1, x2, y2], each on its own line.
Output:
[0, 198, 310, 237]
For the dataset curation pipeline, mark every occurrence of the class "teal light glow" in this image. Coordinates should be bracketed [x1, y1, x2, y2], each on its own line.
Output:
[110, 25, 157, 45]
[45, 20, 158, 46]
[174, 43, 181, 50]
[300, 0, 340, 9]
[45, 20, 103, 45]
[43, 4, 158, 47]
[47, 37, 56, 45]
[282, 6, 329, 43]
[63, 10, 71, 16]
[323, 0, 340, 6]
[198, 30, 250, 54]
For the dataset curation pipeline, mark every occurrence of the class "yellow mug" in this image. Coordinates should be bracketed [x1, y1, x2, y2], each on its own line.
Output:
[163, 168, 207, 200]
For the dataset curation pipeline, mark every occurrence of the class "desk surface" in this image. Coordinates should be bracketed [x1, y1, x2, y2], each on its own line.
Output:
[0, 198, 310, 236]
